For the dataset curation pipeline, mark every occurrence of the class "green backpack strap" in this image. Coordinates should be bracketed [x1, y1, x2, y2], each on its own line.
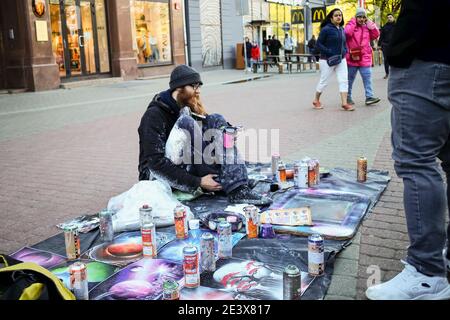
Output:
[0, 255, 76, 300]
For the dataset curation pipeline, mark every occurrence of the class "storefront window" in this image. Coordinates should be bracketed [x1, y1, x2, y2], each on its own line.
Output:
[268, 2, 306, 53]
[96, 0, 110, 73]
[130, 0, 172, 65]
[50, 0, 66, 77]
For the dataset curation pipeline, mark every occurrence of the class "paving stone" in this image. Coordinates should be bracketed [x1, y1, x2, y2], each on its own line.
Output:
[326, 275, 357, 298]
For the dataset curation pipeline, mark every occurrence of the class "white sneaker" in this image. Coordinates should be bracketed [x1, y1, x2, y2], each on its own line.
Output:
[366, 261, 450, 300]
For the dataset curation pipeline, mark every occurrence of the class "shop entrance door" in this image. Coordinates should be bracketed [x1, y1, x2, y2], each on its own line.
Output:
[50, 0, 110, 78]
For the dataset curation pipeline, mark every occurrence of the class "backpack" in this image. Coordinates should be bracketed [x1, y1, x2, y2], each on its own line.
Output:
[0, 254, 75, 300]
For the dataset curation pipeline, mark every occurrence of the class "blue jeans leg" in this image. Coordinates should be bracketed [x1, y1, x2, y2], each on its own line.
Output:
[389, 59, 450, 277]
[359, 67, 374, 98]
[347, 66, 358, 99]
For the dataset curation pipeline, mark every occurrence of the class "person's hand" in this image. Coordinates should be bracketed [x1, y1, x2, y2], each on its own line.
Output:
[200, 174, 222, 192]
[366, 20, 376, 30]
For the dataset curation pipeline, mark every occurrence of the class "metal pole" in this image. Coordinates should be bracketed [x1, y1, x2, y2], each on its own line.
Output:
[304, 4, 308, 54]
[243, 16, 248, 73]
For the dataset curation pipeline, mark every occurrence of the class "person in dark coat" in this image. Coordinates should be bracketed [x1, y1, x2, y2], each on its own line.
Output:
[379, 13, 396, 79]
[365, 0, 450, 300]
[138, 65, 272, 206]
[269, 35, 282, 63]
[307, 35, 318, 62]
[242, 37, 253, 71]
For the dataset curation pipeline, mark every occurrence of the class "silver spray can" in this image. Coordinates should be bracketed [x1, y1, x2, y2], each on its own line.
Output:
[99, 209, 114, 242]
[200, 232, 216, 272]
[217, 221, 232, 259]
[283, 264, 301, 300]
[69, 261, 89, 300]
[308, 234, 325, 276]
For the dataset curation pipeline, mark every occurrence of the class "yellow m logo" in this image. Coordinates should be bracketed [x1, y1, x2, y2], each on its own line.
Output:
[291, 10, 304, 24]
[312, 8, 326, 22]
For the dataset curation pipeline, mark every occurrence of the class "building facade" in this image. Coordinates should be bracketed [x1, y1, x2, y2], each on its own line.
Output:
[0, 0, 187, 91]
[244, 0, 336, 57]
[185, 0, 243, 72]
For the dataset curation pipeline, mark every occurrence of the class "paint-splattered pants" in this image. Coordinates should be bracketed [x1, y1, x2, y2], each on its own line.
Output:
[168, 110, 248, 194]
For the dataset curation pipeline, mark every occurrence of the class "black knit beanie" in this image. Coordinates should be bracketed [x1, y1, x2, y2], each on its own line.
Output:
[169, 65, 203, 91]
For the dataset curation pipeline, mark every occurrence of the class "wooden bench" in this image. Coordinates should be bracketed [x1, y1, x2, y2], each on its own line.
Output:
[287, 54, 318, 73]
[252, 56, 300, 74]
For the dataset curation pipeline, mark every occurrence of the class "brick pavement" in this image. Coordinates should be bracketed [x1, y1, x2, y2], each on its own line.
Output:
[356, 132, 408, 299]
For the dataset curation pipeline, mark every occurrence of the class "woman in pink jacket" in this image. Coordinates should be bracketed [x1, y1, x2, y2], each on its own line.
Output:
[345, 8, 380, 106]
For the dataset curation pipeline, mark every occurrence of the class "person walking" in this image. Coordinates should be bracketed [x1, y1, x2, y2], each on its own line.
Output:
[307, 35, 318, 62]
[379, 13, 396, 79]
[313, 8, 354, 111]
[284, 33, 295, 61]
[269, 35, 282, 64]
[243, 37, 253, 71]
[345, 8, 381, 106]
[250, 41, 260, 71]
[365, 0, 450, 300]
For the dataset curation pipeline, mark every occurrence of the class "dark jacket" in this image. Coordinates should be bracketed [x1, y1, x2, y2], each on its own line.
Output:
[269, 39, 282, 55]
[138, 90, 201, 193]
[243, 41, 253, 58]
[387, 0, 450, 67]
[307, 38, 317, 50]
[316, 23, 347, 59]
[379, 22, 395, 48]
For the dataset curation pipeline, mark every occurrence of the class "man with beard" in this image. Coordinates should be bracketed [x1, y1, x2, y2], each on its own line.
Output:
[138, 65, 272, 206]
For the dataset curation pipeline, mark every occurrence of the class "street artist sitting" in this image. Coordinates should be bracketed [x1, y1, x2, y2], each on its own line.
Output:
[138, 65, 272, 206]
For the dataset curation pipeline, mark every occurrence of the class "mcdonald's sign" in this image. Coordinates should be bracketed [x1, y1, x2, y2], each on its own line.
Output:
[291, 9, 304, 24]
[312, 7, 327, 23]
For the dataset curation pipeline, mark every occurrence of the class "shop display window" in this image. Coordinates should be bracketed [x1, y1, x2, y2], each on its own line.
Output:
[130, 0, 172, 65]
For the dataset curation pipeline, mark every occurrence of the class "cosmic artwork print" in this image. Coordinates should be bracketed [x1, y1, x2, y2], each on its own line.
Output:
[88, 231, 176, 267]
[10, 247, 66, 269]
[50, 259, 119, 291]
[200, 258, 315, 300]
[158, 229, 245, 262]
[89, 259, 184, 300]
[268, 189, 371, 239]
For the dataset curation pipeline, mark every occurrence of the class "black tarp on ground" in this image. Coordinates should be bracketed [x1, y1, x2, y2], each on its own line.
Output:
[29, 164, 389, 300]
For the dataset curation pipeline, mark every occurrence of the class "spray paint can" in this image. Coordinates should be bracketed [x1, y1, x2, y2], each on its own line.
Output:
[217, 221, 232, 259]
[307, 160, 317, 187]
[243, 205, 259, 238]
[277, 160, 287, 183]
[357, 156, 368, 183]
[271, 153, 280, 176]
[183, 245, 200, 288]
[200, 232, 216, 272]
[69, 261, 89, 300]
[294, 161, 309, 189]
[139, 204, 153, 226]
[308, 234, 325, 276]
[64, 225, 81, 261]
[162, 278, 180, 300]
[223, 127, 236, 149]
[141, 222, 157, 258]
[174, 205, 188, 239]
[99, 209, 114, 242]
[312, 158, 320, 185]
[283, 264, 301, 300]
